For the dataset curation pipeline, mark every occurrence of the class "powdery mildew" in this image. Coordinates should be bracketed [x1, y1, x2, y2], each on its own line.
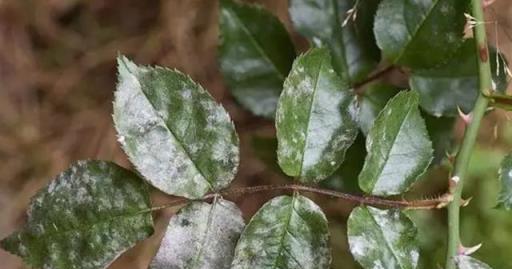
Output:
[150, 199, 244, 269]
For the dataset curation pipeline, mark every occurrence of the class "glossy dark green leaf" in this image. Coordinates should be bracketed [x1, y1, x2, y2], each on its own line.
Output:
[150, 199, 244, 269]
[411, 41, 509, 116]
[289, 0, 380, 83]
[0, 160, 154, 269]
[455, 256, 493, 269]
[358, 83, 401, 135]
[231, 194, 331, 269]
[347, 206, 419, 269]
[424, 113, 455, 165]
[114, 56, 239, 199]
[219, 0, 296, 118]
[276, 48, 359, 183]
[497, 153, 512, 210]
[358, 91, 433, 195]
[374, 0, 466, 69]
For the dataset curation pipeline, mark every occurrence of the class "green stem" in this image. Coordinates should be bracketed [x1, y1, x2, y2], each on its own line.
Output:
[445, 0, 493, 268]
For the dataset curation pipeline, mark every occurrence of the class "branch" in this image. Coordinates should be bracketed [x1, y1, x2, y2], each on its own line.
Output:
[445, 0, 492, 268]
[148, 184, 452, 212]
[353, 65, 395, 94]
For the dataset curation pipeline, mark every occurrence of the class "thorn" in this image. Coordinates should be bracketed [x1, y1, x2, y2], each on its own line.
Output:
[458, 243, 483, 255]
[436, 193, 454, 208]
[461, 197, 473, 207]
[457, 107, 472, 124]
[446, 152, 456, 164]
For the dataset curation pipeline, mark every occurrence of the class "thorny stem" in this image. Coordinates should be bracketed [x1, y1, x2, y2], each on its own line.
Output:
[148, 184, 452, 212]
[445, 0, 492, 268]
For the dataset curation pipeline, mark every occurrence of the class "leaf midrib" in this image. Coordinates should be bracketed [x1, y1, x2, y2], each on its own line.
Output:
[394, 0, 443, 63]
[366, 208, 408, 269]
[299, 54, 325, 178]
[224, 6, 286, 80]
[368, 94, 415, 192]
[120, 59, 214, 191]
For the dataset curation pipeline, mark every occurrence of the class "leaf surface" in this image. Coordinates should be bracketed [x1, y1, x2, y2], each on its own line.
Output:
[219, 0, 295, 118]
[0, 161, 154, 269]
[455, 256, 493, 269]
[374, 0, 466, 68]
[358, 83, 401, 135]
[411, 41, 510, 116]
[114, 56, 239, 199]
[358, 91, 433, 195]
[497, 153, 512, 210]
[231, 194, 331, 269]
[150, 199, 244, 269]
[276, 48, 359, 182]
[289, 0, 380, 83]
[347, 206, 419, 269]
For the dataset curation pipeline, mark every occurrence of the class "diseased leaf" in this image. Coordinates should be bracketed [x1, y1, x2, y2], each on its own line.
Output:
[114, 56, 239, 199]
[358, 83, 401, 135]
[374, 0, 466, 69]
[0, 161, 154, 269]
[358, 91, 433, 196]
[497, 153, 512, 210]
[150, 199, 244, 269]
[219, 0, 296, 118]
[289, 0, 380, 83]
[276, 48, 359, 182]
[455, 256, 493, 269]
[231, 194, 331, 269]
[347, 206, 420, 269]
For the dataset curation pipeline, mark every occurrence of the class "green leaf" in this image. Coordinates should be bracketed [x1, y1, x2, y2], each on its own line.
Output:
[497, 153, 512, 210]
[289, 0, 380, 83]
[424, 113, 455, 165]
[358, 91, 433, 195]
[276, 48, 359, 183]
[410, 41, 510, 116]
[358, 83, 401, 135]
[347, 206, 419, 269]
[114, 56, 239, 199]
[0, 161, 154, 269]
[231, 194, 331, 269]
[410, 41, 478, 117]
[455, 256, 493, 269]
[219, 0, 296, 118]
[374, 0, 466, 69]
[150, 199, 244, 269]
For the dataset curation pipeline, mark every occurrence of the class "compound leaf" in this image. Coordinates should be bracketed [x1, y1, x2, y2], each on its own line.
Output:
[358, 91, 433, 196]
[231, 194, 331, 269]
[150, 199, 244, 269]
[497, 153, 512, 210]
[347, 206, 420, 269]
[455, 256, 493, 269]
[289, 0, 380, 83]
[0, 161, 154, 269]
[114, 56, 239, 199]
[374, 0, 466, 69]
[219, 0, 296, 118]
[276, 48, 359, 183]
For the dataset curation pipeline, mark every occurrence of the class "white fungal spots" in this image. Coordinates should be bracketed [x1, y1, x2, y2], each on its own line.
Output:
[150, 199, 244, 269]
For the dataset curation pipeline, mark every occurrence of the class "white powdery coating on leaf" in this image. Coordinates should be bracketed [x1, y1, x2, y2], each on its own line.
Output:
[150, 199, 244, 269]
[348, 206, 419, 269]
[2, 161, 153, 269]
[231, 195, 331, 269]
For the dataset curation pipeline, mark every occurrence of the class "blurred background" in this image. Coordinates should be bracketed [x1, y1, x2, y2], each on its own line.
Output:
[1, 0, 512, 268]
